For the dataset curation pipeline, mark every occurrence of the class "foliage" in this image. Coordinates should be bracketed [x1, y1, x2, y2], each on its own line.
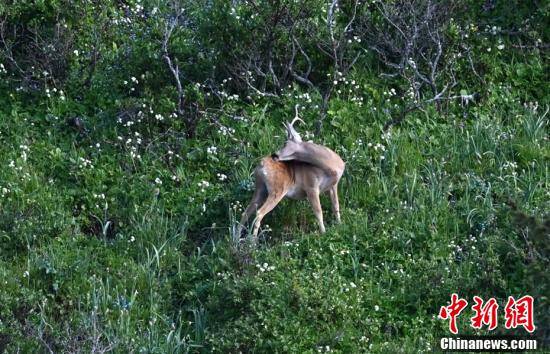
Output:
[0, 0, 548, 352]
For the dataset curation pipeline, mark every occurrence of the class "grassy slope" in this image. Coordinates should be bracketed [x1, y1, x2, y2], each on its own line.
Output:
[0, 92, 548, 352]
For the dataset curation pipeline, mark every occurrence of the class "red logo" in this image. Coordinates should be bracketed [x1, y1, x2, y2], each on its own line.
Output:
[504, 295, 535, 333]
[470, 296, 498, 330]
[439, 293, 469, 334]
[439, 295, 535, 334]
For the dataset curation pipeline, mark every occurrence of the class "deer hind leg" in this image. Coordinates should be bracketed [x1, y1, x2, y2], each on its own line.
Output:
[329, 184, 341, 224]
[306, 189, 326, 233]
[238, 183, 268, 236]
[252, 193, 285, 239]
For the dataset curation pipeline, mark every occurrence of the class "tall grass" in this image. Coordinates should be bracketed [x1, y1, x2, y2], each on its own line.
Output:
[0, 95, 547, 352]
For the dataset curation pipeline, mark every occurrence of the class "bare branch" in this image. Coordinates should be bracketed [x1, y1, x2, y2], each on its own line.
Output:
[289, 34, 315, 89]
[162, 10, 185, 115]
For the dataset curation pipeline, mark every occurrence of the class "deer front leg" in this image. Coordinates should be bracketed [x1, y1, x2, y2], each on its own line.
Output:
[306, 190, 326, 233]
[252, 193, 285, 239]
[238, 186, 267, 236]
[329, 184, 341, 224]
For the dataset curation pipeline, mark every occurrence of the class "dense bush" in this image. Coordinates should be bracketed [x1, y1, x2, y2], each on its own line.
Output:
[0, 0, 548, 352]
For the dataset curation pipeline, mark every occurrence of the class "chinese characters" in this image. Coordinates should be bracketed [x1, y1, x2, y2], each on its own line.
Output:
[438, 295, 535, 334]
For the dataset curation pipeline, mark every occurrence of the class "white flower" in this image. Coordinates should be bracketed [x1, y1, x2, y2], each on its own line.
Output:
[154, 177, 162, 185]
[256, 262, 275, 272]
[497, 44, 505, 50]
[374, 305, 380, 311]
[198, 180, 210, 192]
[207, 146, 218, 155]
[78, 157, 93, 169]
[218, 126, 235, 136]
[73, 50, 79, 56]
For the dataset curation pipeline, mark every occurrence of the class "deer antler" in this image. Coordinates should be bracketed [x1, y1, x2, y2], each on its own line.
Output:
[290, 116, 305, 127]
[284, 105, 305, 142]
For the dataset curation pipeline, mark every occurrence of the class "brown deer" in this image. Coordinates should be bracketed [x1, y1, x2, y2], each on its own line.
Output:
[238, 112, 345, 239]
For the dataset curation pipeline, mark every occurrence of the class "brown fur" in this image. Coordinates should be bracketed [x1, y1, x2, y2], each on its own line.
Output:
[238, 117, 345, 240]
[239, 149, 344, 239]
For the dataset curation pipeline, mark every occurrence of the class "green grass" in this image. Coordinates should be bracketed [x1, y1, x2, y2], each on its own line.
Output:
[0, 95, 548, 352]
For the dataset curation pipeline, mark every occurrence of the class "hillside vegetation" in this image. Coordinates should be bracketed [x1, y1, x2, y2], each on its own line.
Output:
[0, 1, 548, 352]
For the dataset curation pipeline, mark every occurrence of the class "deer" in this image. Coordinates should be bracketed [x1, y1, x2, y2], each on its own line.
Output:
[238, 109, 345, 240]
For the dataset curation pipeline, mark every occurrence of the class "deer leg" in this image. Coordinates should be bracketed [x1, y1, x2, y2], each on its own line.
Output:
[306, 190, 326, 233]
[329, 184, 341, 224]
[252, 193, 285, 239]
[238, 185, 267, 236]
